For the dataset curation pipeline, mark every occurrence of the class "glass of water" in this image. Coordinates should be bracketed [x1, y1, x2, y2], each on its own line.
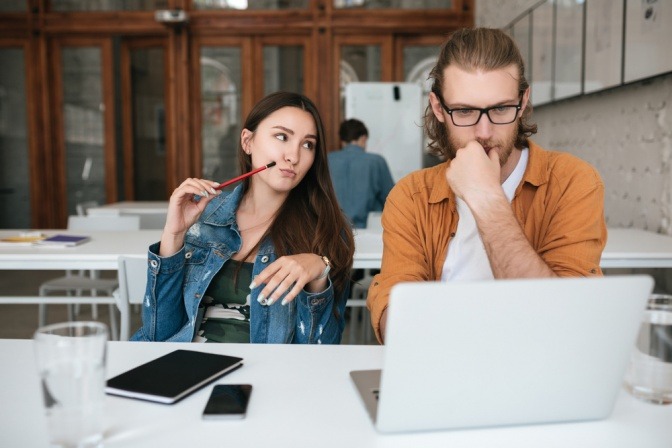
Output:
[34, 321, 108, 447]
[624, 294, 672, 405]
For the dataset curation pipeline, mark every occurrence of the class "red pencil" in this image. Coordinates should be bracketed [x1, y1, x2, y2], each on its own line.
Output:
[214, 161, 277, 190]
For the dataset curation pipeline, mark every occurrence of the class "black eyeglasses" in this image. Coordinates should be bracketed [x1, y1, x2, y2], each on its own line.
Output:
[433, 88, 523, 127]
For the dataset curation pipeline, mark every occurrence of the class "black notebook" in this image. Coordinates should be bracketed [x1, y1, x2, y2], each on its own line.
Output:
[106, 349, 243, 404]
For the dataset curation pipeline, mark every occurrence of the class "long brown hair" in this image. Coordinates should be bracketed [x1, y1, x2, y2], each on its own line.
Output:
[238, 92, 355, 301]
[425, 27, 538, 157]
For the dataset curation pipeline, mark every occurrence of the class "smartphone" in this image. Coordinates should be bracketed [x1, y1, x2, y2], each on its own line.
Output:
[202, 384, 252, 419]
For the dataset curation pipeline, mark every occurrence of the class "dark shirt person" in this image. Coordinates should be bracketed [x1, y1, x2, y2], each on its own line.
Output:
[328, 119, 395, 228]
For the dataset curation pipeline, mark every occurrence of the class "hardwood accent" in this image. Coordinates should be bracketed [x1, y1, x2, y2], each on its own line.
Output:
[1, 0, 473, 227]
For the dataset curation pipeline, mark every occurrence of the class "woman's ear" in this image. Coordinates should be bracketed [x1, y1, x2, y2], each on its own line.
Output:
[240, 129, 253, 154]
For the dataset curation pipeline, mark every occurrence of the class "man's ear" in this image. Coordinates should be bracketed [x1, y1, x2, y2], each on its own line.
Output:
[428, 91, 446, 124]
[519, 87, 531, 115]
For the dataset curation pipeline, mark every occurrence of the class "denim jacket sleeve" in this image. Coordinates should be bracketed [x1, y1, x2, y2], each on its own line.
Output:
[287, 277, 348, 344]
[130, 242, 190, 342]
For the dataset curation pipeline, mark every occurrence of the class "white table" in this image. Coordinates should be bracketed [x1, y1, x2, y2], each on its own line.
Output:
[0, 230, 161, 305]
[4, 227, 672, 304]
[601, 228, 672, 268]
[0, 340, 669, 448]
[86, 201, 168, 216]
[354, 227, 672, 270]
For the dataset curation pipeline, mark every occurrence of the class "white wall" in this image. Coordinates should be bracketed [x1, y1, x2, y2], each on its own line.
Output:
[477, 1, 672, 234]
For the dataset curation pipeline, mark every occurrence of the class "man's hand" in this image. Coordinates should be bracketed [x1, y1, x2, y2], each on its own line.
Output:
[445, 141, 502, 204]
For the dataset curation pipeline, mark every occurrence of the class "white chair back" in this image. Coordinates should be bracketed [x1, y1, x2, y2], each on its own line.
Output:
[67, 215, 141, 231]
[366, 211, 383, 231]
[115, 256, 148, 341]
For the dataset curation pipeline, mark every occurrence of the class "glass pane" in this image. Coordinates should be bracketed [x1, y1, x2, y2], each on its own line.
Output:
[193, 0, 308, 10]
[130, 47, 166, 200]
[584, 0, 622, 93]
[200, 47, 242, 188]
[51, 0, 168, 12]
[554, 0, 583, 100]
[530, 1, 552, 105]
[511, 17, 530, 86]
[0, 48, 30, 228]
[263, 45, 303, 95]
[62, 47, 106, 217]
[334, 0, 451, 9]
[340, 45, 381, 124]
[403, 45, 440, 167]
[0, 0, 27, 12]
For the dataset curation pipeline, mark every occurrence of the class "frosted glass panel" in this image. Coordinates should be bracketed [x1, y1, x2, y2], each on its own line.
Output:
[0, 48, 30, 228]
[263, 46, 303, 95]
[334, 0, 451, 9]
[200, 47, 242, 188]
[193, 0, 308, 9]
[51, 0, 168, 11]
[61, 47, 106, 216]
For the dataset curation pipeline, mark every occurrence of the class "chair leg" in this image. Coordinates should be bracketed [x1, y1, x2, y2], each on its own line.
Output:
[108, 303, 118, 341]
[38, 303, 47, 327]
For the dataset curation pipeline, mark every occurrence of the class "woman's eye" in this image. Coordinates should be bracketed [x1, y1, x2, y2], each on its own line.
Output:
[303, 141, 315, 150]
[275, 133, 288, 142]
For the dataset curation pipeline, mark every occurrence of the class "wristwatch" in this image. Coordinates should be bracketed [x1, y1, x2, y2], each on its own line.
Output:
[316, 255, 331, 280]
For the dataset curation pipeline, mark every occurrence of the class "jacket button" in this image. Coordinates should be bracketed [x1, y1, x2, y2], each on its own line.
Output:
[185, 251, 193, 259]
[150, 260, 158, 268]
[259, 297, 268, 305]
[310, 298, 320, 306]
[261, 255, 269, 263]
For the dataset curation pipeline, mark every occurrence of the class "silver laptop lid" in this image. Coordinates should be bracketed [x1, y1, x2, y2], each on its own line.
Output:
[373, 275, 653, 433]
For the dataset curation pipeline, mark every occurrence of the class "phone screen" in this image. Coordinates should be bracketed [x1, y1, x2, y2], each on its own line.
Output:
[202, 384, 252, 419]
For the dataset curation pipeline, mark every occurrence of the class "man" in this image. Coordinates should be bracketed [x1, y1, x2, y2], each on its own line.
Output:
[328, 119, 395, 228]
[367, 28, 607, 343]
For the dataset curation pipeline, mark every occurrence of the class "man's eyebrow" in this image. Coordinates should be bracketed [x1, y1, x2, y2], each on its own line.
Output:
[447, 98, 520, 108]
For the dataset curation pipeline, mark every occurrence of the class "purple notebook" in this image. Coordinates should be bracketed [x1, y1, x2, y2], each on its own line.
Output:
[36, 234, 90, 247]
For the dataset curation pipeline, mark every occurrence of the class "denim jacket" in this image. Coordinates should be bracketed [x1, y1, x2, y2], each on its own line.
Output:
[131, 186, 348, 344]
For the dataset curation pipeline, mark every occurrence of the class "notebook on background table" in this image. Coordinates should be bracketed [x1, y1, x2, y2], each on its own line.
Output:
[350, 275, 654, 433]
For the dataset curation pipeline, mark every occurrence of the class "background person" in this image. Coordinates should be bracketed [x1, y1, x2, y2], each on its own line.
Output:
[367, 28, 607, 343]
[328, 118, 395, 228]
[132, 92, 355, 344]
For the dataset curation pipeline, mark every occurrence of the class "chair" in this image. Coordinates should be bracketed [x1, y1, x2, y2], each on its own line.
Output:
[37, 215, 141, 340]
[113, 256, 148, 341]
[346, 211, 382, 344]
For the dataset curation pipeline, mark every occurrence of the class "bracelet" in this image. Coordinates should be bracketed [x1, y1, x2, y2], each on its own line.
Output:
[316, 255, 331, 280]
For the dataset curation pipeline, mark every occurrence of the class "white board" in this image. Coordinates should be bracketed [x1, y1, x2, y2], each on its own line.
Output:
[345, 82, 423, 182]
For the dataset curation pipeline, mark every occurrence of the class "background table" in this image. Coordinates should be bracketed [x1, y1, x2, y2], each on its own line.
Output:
[0, 340, 670, 448]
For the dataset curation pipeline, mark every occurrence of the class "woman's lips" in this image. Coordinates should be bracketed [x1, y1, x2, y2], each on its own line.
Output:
[279, 169, 296, 178]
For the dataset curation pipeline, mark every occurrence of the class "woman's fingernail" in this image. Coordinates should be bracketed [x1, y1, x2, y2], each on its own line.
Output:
[266, 296, 275, 306]
[281, 297, 289, 306]
[210, 187, 216, 194]
[201, 190, 208, 197]
[257, 293, 265, 304]
[249, 281, 257, 289]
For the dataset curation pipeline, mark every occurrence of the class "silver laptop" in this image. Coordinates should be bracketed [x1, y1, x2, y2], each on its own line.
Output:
[351, 275, 653, 433]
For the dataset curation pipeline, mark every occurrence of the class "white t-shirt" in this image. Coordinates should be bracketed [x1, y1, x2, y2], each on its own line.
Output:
[441, 148, 529, 281]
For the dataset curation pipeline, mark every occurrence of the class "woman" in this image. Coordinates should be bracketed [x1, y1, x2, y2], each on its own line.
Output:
[132, 92, 355, 344]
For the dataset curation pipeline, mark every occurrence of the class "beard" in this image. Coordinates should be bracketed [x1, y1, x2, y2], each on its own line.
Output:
[444, 121, 519, 167]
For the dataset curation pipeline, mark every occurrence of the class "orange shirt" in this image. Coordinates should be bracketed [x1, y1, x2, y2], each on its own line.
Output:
[367, 140, 607, 342]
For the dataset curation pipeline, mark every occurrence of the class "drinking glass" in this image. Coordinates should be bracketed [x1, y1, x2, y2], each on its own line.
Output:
[34, 321, 108, 447]
[624, 294, 672, 404]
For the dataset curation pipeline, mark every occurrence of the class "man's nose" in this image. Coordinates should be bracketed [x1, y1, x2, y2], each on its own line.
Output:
[473, 112, 494, 141]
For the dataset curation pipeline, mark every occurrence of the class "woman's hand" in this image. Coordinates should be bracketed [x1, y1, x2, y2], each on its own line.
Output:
[159, 178, 221, 256]
[250, 254, 328, 306]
